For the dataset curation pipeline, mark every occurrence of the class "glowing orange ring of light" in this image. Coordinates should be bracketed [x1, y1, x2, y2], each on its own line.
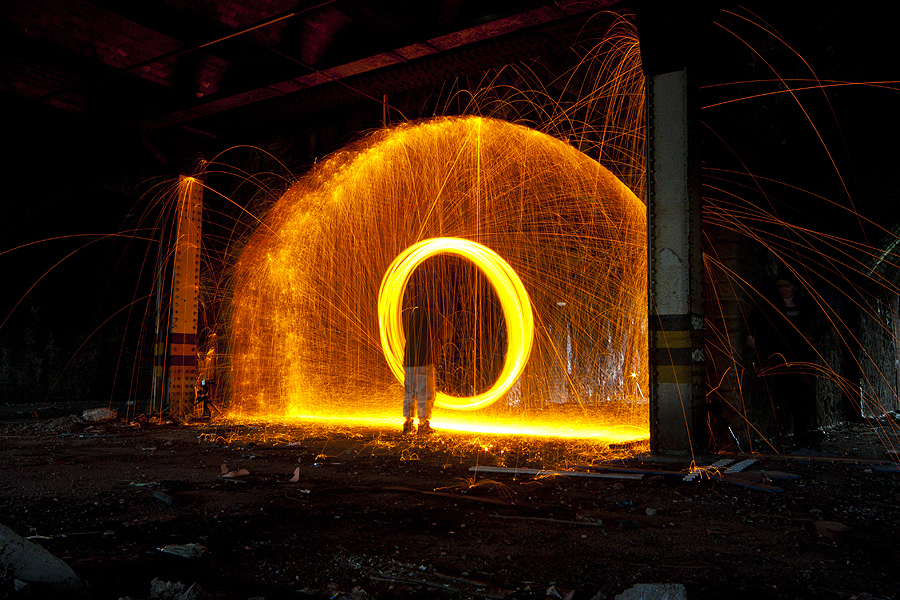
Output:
[378, 237, 534, 411]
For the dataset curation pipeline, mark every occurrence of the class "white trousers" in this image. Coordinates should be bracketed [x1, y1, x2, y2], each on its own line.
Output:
[404, 364, 435, 420]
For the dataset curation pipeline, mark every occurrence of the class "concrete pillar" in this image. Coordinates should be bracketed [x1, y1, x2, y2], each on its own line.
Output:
[636, 0, 710, 454]
[646, 67, 705, 454]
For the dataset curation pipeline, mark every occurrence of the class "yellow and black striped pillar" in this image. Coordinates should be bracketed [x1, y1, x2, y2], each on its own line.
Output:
[643, 30, 706, 454]
[167, 175, 202, 419]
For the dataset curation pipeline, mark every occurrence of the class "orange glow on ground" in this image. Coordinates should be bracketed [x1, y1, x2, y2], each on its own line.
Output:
[233, 410, 648, 443]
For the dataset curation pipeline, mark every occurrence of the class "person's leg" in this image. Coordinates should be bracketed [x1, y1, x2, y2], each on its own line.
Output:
[416, 365, 436, 434]
[403, 367, 417, 419]
[418, 364, 436, 420]
[792, 375, 820, 450]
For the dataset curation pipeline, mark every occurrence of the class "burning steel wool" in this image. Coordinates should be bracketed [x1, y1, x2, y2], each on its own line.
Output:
[229, 115, 647, 441]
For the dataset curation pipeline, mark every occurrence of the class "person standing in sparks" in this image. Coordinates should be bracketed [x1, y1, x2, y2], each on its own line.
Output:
[402, 280, 441, 435]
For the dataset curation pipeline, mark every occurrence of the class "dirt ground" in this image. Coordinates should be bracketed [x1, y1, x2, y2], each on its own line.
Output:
[1, 404, 898, 600]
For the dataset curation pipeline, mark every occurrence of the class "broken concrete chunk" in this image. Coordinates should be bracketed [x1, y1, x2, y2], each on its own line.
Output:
[221, 468, 249, 478]
[153, 491, 178, 506]
[813, 520, 850, 542]
[158, 543, 209, 558]
[13, 579, 30, 594]
[0, 522, 85, 597]
[82, 407, 117, 421]
[220, 463, 250, 478]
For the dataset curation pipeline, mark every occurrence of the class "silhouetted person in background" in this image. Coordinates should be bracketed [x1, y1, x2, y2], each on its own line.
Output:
[402, 289, 440, 435]
[747, 278, 823, 450]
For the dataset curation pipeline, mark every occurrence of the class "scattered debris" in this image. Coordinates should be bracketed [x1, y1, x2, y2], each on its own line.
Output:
[2, 414, 898, 599]
[82, 407, 117, 421]
[158, 543, 209, 558]
[36, 415, 84, 434]
[149, 577, 209, 599]
[614, 583, 687, 600]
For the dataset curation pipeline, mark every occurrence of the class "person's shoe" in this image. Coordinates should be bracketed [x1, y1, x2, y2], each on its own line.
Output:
[417, 419, 434, 435]
[402, 418, 415, 435]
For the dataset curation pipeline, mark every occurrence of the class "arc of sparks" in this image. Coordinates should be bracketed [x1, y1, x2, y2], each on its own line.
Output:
[378, 237, 534, 410]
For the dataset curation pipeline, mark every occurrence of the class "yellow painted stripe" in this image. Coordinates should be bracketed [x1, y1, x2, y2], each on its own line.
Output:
[654, 364, 700, 384]
[650, 330, 695, 349]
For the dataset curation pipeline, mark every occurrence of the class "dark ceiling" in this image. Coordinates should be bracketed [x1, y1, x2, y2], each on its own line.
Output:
[3, 1, 899, 234]
[2, 0, 628, 142]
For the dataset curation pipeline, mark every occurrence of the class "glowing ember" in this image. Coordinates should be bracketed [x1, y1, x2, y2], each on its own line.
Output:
[229, 115, 647, 440]
[378, 237, 534, 411]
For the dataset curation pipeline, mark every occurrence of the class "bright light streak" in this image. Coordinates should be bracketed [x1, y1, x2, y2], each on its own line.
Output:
[378, 237, 534, 411]
[255, 412, 647, 442]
